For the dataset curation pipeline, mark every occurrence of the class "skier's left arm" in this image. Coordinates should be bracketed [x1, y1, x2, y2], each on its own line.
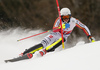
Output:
[76, 20, 95, 42]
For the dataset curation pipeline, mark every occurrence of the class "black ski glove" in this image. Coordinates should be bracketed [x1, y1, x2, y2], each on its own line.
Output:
[87, 35, 95, 42]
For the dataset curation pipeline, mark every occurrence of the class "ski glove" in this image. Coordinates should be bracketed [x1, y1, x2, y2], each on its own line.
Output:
[62, 23, 70, 29]
[88, 35, 95, 42]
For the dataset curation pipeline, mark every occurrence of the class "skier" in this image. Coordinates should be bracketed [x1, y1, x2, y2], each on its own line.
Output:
[21, 8, 95, 59]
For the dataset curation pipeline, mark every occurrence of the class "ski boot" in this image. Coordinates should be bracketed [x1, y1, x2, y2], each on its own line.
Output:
[39, 49, 47, 56]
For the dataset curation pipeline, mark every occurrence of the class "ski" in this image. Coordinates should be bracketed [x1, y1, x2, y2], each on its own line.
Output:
[5, 53, 33, 63]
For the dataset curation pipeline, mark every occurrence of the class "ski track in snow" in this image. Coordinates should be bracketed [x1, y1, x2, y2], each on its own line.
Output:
[0, 28, 100, 70]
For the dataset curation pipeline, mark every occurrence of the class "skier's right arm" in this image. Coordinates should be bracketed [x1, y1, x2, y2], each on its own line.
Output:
[53, 17, 61, 32]
[52, 17, 69, 32]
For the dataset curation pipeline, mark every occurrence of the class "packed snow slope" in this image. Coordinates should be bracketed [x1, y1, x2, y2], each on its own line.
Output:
[0, 28, 100, 70]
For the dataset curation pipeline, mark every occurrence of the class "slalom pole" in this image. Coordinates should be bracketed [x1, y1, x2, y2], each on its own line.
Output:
[56, 0, 65, 49]
[17, 30, 50, 42]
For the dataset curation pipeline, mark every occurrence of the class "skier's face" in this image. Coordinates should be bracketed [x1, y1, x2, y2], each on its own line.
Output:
[62, 15, 70, 23]
[63, 18, 69, 23]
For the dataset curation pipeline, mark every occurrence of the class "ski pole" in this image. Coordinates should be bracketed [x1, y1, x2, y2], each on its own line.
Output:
[17, 30, 50, 41]
[56, 0, 65, 49]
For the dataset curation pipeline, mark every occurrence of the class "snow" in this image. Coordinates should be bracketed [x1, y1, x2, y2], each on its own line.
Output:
[0, 28, 100, 70]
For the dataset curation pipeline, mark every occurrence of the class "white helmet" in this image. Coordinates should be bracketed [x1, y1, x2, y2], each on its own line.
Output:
[60, 8, 71, 16]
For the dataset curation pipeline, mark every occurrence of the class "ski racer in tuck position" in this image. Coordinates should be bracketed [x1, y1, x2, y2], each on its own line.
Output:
[21, 8, 95, 59]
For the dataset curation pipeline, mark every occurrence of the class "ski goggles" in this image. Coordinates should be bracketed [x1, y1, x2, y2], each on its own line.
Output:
[61, 15, 71, 19]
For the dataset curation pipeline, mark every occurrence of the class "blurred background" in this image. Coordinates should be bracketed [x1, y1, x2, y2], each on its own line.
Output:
[0, 0, 100, 41]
